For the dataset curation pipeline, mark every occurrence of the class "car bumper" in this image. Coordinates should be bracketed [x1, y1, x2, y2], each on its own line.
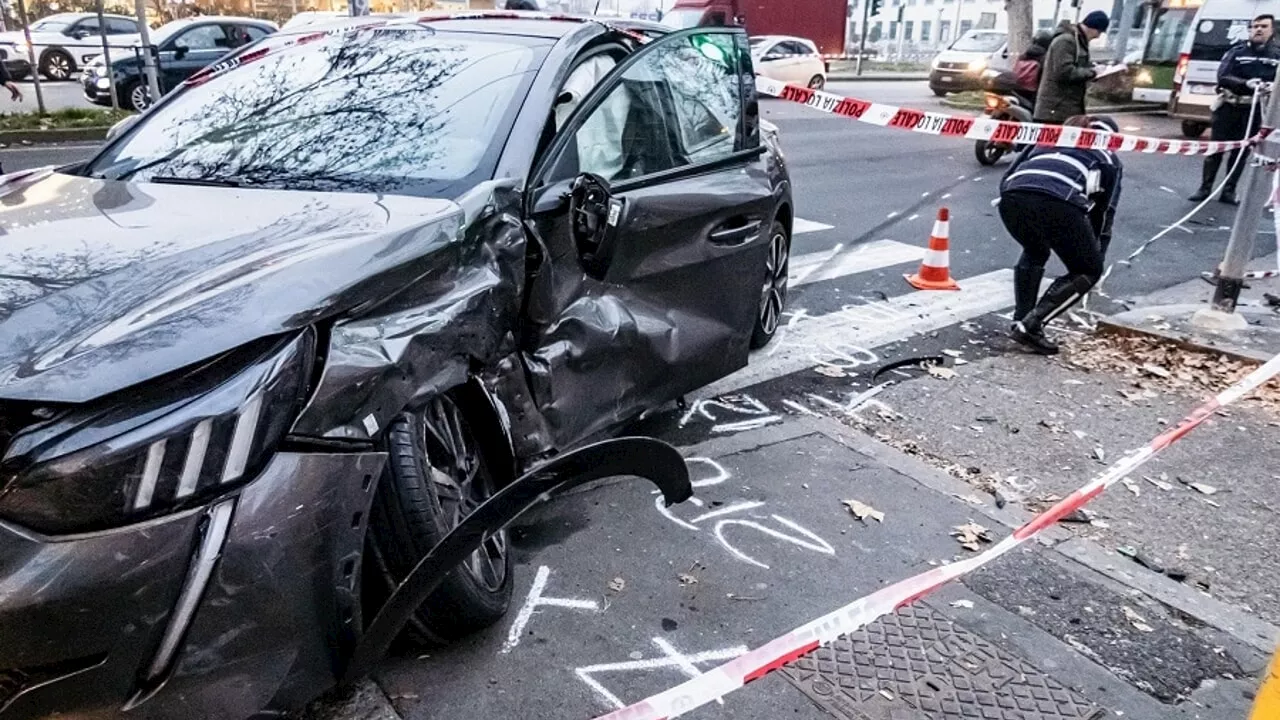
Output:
[81, 74, 114, 105]
[929, 68, 980, 91]
[0, 450, 386, 720]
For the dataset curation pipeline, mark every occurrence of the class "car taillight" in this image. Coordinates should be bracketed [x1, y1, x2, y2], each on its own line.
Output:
[1174, 52, 1189, 85]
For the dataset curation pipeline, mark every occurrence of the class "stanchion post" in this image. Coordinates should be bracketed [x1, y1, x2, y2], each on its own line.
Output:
[1193, 86, 1280, 328]
[855, 0, 869, 77]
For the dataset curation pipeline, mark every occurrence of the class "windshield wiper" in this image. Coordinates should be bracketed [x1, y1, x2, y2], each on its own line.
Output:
[94, 147, 185, 181]
[150, 176, 241, 188]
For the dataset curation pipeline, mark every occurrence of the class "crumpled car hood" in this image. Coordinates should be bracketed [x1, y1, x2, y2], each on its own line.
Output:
[0, 171, 464, 403]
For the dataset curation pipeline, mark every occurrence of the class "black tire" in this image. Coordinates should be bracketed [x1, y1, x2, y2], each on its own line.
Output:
[10, 67, 29, 81]
[750, 219, 790, 349]
[367, 392, 512, 646]
[120, 80, 152, 111]
[974, 139, 1006, 166]
[1181, 120, 1208, 139]
[931, 87, 948, 97]
[807, 74, 825, 90]
[38, 49, 73, 81]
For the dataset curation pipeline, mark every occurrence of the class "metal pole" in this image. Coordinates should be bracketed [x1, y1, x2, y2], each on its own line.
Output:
[954, 0, 962, 42]
[1112, 0, 1139, 62]
[855, 0, 869, 76]
[1196, 88, 1280, 325]
[96, 0, 118, 110]
[134, 0, 161, 102]
[14, 0, 44, 114]
[895, 4, 905, 60]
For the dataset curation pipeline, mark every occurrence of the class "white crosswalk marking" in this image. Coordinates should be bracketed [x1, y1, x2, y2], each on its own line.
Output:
[789, 240, 926, 288]
[699, 269, 1018, 398]
[792, 217, 834, 235]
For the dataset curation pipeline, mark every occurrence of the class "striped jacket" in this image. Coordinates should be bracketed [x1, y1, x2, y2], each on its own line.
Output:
[1000, 145, 1123, 239]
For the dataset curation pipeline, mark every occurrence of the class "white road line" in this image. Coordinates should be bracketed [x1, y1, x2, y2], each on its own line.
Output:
[792, 217, 834, 235]
[697, 269, 1018, 398]
[788, 240, 925, 288]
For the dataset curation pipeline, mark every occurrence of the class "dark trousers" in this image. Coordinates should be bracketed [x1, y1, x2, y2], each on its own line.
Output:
[1200, 103, 1261, 193]
[999, 190, 1103, 323]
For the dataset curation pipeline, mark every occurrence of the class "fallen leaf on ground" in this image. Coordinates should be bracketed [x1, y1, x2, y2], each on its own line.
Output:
[951, 521, 991, 551]
[677, 573, 698, 586]
[1122, 605, 1155, 633]
[814, 365, 847, 378]
[927, 365, 957, 380]
[950, 599, 975, 609]
[843, 499, 886, 523]
[1143, 475, 1173, 491]
[1142, 364, 1172, 379]
[608, 577, 625, 592]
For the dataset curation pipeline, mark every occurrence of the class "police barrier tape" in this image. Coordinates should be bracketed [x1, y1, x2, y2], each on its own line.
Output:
[755, 76, 1262, 156]
[592, 351, 1280, 720]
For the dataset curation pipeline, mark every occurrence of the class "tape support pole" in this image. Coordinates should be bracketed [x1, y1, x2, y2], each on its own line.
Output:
[755, 76, 1261, 156]
[593, 352, 1280, 720]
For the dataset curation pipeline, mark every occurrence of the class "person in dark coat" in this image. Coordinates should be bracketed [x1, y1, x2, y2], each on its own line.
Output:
[998, 115, 1123, 355]
[1033, 11, 1109, 123]
[1188, 14, 1280, 204]
[1012, 31, 1054, 105]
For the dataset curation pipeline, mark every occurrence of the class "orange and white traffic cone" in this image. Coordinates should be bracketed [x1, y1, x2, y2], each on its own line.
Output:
[906, 208, 960, 291]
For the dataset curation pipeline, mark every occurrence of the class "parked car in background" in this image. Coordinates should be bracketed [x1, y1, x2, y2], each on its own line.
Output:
[751, 34, 827, 89]
[0, 12, 141, 81]
[82, 16, 278, 110]
[281, 10, 347, 29]
[928, 29, 1010, 96]
[0, 13, 786, 719]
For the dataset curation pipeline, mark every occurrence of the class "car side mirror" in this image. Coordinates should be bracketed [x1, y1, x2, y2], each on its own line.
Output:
[173, 44, 189, 59]
[568, 172, 624, 280]
[105, 113, 139, 140]
[71, 30, 89, 39]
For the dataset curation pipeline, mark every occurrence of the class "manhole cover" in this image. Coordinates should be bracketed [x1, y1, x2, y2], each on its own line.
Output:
[780, 602, 1106, 719]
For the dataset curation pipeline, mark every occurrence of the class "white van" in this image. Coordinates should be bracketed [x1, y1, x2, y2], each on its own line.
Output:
[1169, 0, 1280, 137]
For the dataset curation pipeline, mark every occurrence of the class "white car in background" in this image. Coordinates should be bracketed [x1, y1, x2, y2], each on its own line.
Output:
[0, 12, 140, 81]
[751, 34, 828, 89]
[281, 11, 347, 30]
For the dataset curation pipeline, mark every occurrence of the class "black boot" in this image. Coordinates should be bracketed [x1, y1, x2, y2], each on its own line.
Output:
[1190, 154, 1222, 201]
[1222, 149, 1247, 205]
[1013, 263, 1045, 322]
[1010, 322, 1060, 354]
[1220, 186, 1239, 205]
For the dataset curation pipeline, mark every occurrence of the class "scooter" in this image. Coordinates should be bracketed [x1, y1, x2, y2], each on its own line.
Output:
[974, 69, 1035, 166]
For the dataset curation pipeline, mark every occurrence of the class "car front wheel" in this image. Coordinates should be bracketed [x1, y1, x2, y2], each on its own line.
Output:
[39, 50, 73, 81]
[122, 80, 152, 111]
[751, 219, 790, 349]
[367, 392, 512, 645]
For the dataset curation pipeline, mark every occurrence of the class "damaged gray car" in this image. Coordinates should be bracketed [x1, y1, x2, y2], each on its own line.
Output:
[0, 12, 793, 719]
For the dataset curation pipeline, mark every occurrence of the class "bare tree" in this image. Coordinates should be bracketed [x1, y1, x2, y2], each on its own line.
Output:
[1006, 0, 1034, 63]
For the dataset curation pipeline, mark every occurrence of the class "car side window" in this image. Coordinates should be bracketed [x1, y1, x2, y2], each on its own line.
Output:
[550, 33, 742, 184]
[781, 41, 809, 56]
[763, 42, 786, 59]
[243, 26, 270, 42]
[174, 25, 228, 51]
[75, 18, 100, 35]
[107, 18, 138, 34]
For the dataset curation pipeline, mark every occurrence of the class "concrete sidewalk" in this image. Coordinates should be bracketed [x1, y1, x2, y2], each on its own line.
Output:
[300, 413, 1272, 720]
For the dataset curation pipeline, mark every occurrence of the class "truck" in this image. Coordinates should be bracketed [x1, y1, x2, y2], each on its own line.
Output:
[662, 0, 849, 57]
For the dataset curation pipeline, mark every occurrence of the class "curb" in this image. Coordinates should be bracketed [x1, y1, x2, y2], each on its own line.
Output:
[1097, 308, 1277, 365]
[0, 127, 110, 145]
[827, 73, 929, 82]
[679, 414, 1280, 660]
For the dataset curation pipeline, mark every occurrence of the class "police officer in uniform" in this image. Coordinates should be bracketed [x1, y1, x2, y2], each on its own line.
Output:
[1189, 14, 1280, 205]
[999, 116, 1124, 355]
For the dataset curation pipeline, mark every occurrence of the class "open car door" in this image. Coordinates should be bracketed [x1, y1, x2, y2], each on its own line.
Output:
[520, 26, 778, 448]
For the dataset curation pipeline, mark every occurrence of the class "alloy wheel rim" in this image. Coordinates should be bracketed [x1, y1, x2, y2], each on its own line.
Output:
[421, 396, 507, 592]
[48, 54, 70, 79]
[759, 230, 788, 335]
[131, 85, 151, 110]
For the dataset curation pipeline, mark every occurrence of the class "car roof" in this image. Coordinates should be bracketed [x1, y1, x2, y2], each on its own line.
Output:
[751, 34, 813, 44]
[163, 16, 279, 29]
[274, 11, 652, 41]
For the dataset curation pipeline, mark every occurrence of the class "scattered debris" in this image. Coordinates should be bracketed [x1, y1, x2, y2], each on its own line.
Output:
[1189, 482, 1219, 495]
[1058, 508, 1096, 524]
[1117, 546, 1166, 574]
[942, 349, 964, 358]
[950, 599, 975, 609]
[1121, 477, 1141, 497]
[1072, 430, 1088, 440]
[814, 365, 847, 378]
[878, 689, 895, 701]
[843, 499, 886, 523]
[1142, 364, 1172, 379]
[1122, 605, 1156, 633]
[677, 573, 698, 586]
[1091, 519, 1111, 529]
[1040, 419, 1065, 434]
[950, 493, 987, 506]
[927, 365, 957, 380]
[951, 521, 992, 551]
[608, 577, 626, 592]
[1092, 447, 1106, 462]
[1143, 475, 1173, 491]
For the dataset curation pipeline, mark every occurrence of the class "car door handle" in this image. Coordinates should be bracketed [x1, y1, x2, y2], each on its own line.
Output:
[708, 219, 762, 246]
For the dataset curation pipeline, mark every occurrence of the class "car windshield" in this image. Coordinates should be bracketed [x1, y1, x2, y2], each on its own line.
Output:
[663, 9, 706, 29]
[30, 18, 73, 33]
[950, 32, 1005, 52]
[83, 27, 544, 198]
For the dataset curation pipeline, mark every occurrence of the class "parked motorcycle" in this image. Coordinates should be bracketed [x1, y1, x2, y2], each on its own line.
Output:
[974, 68, 1035, 166]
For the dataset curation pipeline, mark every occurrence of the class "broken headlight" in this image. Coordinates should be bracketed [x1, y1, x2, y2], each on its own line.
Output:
[0, 331, 314, 535]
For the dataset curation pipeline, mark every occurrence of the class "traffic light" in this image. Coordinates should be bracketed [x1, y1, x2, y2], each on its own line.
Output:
[869, 0, 882, 16]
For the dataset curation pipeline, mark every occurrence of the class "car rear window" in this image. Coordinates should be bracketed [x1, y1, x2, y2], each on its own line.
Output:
[1190, 17, 1250, 62]
[83, 26, 547, 198]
